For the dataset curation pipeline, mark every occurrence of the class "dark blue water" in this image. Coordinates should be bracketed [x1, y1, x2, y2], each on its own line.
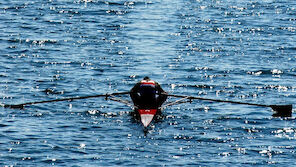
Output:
[1, 0, 296, 166]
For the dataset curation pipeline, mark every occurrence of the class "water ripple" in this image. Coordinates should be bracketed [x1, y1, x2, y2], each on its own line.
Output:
[1, 0, 296, 166]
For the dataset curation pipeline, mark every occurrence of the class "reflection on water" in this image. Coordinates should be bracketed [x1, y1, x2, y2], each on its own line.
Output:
[0, 0, 296, 166]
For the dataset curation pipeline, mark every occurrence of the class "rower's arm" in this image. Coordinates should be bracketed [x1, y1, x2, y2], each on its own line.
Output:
[130, 83, 140, 93]
[156, 83, 167, 95]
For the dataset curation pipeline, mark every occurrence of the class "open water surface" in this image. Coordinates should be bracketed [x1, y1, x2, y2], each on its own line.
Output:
[1, 0, 296, 166]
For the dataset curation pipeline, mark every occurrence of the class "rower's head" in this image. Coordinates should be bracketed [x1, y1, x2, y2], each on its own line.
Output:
[143, 76, 150, 80]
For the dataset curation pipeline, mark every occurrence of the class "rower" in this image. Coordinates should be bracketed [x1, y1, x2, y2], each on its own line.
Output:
[130, 77, 167, 110]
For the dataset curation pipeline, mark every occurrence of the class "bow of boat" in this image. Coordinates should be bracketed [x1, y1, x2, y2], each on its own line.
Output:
[137, 108, 160, 127]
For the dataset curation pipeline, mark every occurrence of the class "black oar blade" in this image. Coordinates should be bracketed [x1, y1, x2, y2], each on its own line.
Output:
[270, 105, 292, 117]
[3, 104, 25, 109]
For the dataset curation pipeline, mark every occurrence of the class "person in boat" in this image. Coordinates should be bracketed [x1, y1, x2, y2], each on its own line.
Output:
[130, 77, 167, 110]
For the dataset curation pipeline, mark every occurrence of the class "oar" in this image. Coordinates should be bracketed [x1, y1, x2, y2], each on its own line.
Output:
[167, 94, 292, 117]
[2, 91, 130, 109]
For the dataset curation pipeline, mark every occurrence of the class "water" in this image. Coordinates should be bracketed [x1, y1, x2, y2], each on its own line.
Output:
[1, 0, 296, 166]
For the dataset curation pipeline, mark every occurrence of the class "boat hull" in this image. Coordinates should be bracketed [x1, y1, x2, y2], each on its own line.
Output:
[137, 109, 158, 127]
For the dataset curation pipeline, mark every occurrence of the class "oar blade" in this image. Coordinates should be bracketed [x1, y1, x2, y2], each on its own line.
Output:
[2, 104, 24, 109]
[270, 105, 292, 117]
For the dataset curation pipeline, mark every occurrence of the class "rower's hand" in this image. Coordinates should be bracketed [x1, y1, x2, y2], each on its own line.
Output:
[161, 92, 168, 96]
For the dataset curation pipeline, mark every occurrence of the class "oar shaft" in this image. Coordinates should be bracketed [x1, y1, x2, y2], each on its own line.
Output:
[167, 94, 269, 108]
[4, 91, 130, 109]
